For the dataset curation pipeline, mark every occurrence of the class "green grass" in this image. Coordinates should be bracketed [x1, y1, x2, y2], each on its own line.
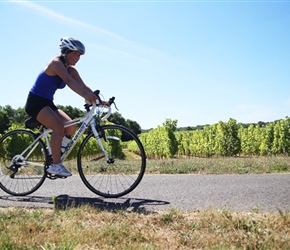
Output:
[145, 156, 290, 174]
[64, 156, 290, 175]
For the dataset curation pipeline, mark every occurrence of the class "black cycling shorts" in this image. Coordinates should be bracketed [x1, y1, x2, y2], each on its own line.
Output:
[25, 92, 58, 119]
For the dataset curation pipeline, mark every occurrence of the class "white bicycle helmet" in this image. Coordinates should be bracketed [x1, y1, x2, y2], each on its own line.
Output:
[60, 37, 85, 55]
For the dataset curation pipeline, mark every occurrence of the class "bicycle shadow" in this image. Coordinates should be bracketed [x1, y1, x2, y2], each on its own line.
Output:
[55, 195, 170, 213]
[0, 195, 170, 214]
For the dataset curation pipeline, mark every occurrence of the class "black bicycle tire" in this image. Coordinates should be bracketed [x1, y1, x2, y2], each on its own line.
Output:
[0, 129, 47, 196]
[77, 124, 146, 198]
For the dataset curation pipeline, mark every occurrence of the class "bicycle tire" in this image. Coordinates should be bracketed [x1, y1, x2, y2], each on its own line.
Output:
[77, 124, 146, 198]
[0, 129, 48, 196]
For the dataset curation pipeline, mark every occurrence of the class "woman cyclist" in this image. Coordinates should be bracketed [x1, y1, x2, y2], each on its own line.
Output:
[25, 37, 105, 177]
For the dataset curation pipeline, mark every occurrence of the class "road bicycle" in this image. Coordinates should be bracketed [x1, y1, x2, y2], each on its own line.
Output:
[0, 90, 146, 198]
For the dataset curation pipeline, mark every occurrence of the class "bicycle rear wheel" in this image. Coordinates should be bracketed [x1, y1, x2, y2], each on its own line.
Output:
[0, 129, 47, 196]
[78, 124, 146, 198]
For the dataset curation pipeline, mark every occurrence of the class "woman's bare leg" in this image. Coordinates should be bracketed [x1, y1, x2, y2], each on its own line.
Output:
[55, 109, 77, 136]
[37, 107, 77, 165]
[37, 107, 65, 164]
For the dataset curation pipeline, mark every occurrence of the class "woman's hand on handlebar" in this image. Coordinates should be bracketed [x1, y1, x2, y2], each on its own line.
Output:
[85, 90, 113, 107]
[84, 92, 98, 104]
[85, 93, 111, 106]
[101, 100, 111, 106]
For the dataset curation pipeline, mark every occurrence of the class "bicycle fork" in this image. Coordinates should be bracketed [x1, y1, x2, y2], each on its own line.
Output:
[90, 122, 114, 164]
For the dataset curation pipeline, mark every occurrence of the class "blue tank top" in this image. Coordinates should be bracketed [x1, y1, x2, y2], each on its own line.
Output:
[30, 70, 67, 100]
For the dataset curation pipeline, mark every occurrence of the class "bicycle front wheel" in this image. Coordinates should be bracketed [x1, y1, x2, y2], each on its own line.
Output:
[78, 124, 146, 198]
[0, 129, 47, 196]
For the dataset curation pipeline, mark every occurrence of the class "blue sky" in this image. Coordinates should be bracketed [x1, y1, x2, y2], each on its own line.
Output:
[1, 0, 289, 130]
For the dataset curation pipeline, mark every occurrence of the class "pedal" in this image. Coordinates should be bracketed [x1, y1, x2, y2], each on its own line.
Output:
[46, 173, 67, 180]
[55, 175, 68, 179]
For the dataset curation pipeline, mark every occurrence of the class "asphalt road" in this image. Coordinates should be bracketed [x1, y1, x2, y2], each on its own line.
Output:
[0, 174, 289, 212]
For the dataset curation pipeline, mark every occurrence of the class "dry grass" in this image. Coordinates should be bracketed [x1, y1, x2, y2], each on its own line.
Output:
[1, 156, 290, 249]
[1, 206, 290, 249]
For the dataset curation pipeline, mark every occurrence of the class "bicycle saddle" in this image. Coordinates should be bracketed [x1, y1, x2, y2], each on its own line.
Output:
[25, 117, 42, 129]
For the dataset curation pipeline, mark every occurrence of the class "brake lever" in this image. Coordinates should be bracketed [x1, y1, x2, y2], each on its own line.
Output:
[109, 97, 119, 111]
[113, 102, 119, 111]
[93, 90, 103, 105]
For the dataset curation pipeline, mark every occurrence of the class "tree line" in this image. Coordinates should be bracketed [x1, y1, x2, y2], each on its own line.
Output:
[0, 105, 141, 136]
[2, 105, 290, 159]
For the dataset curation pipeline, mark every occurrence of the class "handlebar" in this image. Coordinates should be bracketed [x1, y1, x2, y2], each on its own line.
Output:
[93, 90, 117, 108]
[84, 90, 118, 121]
[99, 103, 112, 121]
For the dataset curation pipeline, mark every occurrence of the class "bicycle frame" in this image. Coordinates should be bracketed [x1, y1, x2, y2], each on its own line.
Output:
[16, 103, 112, 168]
[0, 92, 147, 197]
[61, 103, 111, 162]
